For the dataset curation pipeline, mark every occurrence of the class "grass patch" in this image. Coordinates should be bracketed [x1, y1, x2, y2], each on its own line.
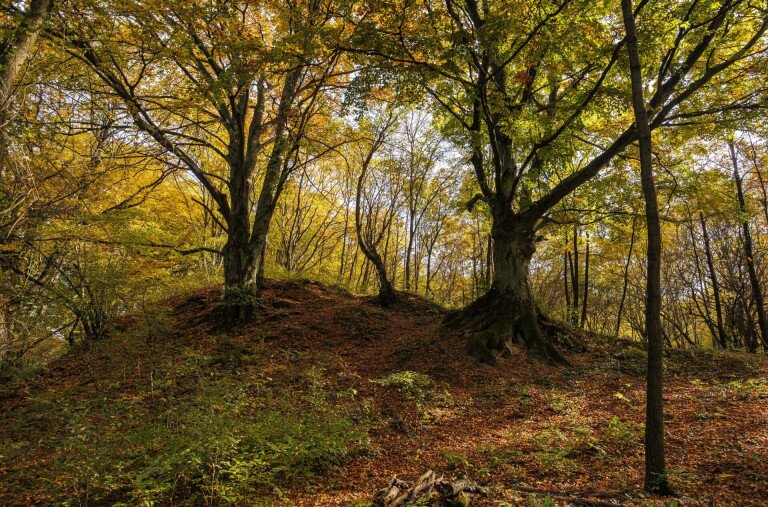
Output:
[529, 425, 604, 475]
[0, 346, 369, 504]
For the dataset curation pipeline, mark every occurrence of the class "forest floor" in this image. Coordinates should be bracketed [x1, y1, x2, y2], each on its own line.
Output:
[1, 279, 767, 506]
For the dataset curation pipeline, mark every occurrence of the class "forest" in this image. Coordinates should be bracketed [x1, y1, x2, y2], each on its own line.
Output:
[1, 0, 767, 505]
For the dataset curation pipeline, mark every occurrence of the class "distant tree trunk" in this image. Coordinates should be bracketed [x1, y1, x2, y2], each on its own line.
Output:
[622, 0, 674, 494]
[354, 122, 397, 305]
[392, 225, 401, 288]
[485, 234, 493, 288]
[564, 246, 571, 322]
[382, 220, 392, 276]
[615, 215, 636, 336]
[699, 212, 728, 348]
[425, 246, 433, 297]
[413, 234, 421, 293]
[571, 226, 580, 326]
[730, 141, 768, 353]
[405, 211, 414, 291]
[359, 256, 370, 291]
[580, 234, 590, 329]
[567, 250, 576, 325]
[339, 204, 350, 280]
[348, 244, 358, 286]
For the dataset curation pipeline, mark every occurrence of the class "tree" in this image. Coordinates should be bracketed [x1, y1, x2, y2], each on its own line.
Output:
[0, 0, 54, 161]
[621, 0, 673, 494]
[730, 140, 768, 352]
[358, 0, 768, 362]
[354, 114, 400, 305]
[699, 211, 728, 348]
[1, 0, 56, 369]
[58, 0, 349, 322]
[398, 111, 445, 292]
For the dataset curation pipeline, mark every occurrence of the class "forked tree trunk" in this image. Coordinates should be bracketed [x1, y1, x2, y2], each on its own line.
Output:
[219, 70, 297, 324]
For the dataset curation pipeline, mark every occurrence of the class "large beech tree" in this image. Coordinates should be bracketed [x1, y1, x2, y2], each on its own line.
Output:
[58, 0, 351, 321]
[356, 0, 768, 361]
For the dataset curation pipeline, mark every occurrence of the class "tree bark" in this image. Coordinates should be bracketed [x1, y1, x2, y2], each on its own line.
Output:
[219, 69, 299, 323]
[730, 142, 768, 353]
[622, 0, 674, 495]
[405, 211, 414, 291]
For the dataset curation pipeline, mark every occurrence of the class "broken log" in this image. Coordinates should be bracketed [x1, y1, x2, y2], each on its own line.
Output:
[372, 471, 487, 507]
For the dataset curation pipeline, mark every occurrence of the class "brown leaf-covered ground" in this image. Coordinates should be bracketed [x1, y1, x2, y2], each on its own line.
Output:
[2, 279, 767, 506]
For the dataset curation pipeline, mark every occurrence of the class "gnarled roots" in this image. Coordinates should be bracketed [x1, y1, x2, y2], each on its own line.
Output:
[444, 289, 585, 365]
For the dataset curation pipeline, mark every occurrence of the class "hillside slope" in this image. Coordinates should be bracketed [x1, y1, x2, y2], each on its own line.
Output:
[1, 279, 767, 505]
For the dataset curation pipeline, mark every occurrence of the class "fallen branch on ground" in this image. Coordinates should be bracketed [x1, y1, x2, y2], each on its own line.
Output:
[372, 470, 487, 506]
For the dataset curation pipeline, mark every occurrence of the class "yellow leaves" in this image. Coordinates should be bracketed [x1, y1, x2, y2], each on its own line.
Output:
[614, 392, 631, 403]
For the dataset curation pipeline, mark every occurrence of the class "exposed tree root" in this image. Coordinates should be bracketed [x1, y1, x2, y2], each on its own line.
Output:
[210, 286, 264, 327]
[375, 286, 399, 307]
[444, 289, 585, 365]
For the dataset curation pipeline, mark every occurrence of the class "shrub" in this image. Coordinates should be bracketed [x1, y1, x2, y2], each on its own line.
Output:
[0, 376, 368, 504]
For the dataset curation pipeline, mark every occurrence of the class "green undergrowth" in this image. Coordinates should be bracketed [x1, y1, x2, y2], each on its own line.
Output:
[0, 330, 370, 505]
[598, 339, 763, 381]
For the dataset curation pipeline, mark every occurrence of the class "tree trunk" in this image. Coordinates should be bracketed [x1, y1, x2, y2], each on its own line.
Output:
[219, 69, 297, 323]
[571, 226, 580, 326]
[355, 222, 397, 304]
[699, 211, 728, 348]
[580, 234, 590, 329]
[485, 234, 493, 289]
[622, 0, 674, 495]
[221, 223, 260, 323]
[445, 205, 572, 364]
[405, 212, 414, 291]
[615, 215, 636, 337]
[564, 248, 571, 322]
[354, 119, 397, 305]
[730, 141, 768, 353]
